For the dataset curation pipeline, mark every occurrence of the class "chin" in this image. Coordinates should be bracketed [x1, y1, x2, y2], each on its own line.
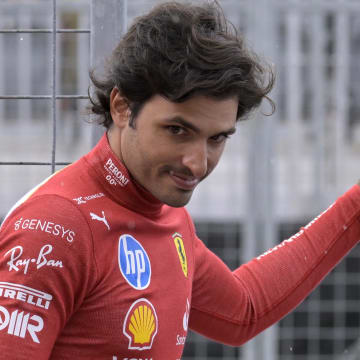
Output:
[166, 201, 189, 208]
[161, 193, 192, 208]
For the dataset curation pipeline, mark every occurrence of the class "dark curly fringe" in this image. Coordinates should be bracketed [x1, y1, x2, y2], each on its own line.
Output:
[88, 0, 275, 129]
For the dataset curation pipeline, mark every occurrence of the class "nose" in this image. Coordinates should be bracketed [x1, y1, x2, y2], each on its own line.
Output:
[181, 141, 208, 179]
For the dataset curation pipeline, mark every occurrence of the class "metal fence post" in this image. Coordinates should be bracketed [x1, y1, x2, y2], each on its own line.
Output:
[90, 0, 127, 147]
[243, 0, 278, 359]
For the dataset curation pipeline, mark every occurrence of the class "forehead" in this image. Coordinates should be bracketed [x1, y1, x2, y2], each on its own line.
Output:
[137, 94, 238, 131]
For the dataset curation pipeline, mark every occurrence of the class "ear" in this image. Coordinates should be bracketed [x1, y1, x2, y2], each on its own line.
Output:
[110, 87, 130, 129]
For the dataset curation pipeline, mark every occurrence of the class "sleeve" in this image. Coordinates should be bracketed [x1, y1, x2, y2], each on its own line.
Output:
[0, 195, 97, 359]
[189, 184, 360, 346]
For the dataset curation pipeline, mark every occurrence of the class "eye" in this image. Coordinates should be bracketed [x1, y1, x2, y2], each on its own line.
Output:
[167, 125, 186, 135]
[210, 133, 230, 144]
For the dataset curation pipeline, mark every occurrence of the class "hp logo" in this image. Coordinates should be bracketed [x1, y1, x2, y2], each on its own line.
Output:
[118, 234, 151, 290]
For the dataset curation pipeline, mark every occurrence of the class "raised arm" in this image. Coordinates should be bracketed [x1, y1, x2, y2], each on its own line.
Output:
[189, 184, 360, 345]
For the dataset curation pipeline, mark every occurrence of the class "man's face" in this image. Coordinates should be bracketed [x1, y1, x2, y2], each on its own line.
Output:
[110, 93, 238, 207]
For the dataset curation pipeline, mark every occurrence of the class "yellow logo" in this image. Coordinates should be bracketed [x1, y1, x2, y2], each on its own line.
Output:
[173, 232, 188, 277]
[123, 298, 158, 350]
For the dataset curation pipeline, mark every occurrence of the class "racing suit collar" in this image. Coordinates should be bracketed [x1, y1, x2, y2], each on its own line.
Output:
[85, 133, 164, 217]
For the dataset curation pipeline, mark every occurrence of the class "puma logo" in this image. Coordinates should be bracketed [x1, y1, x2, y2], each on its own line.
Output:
[90, 211, 110, 231]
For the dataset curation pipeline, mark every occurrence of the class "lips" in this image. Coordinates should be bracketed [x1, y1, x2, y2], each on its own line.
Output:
[169, 170, 199, 191]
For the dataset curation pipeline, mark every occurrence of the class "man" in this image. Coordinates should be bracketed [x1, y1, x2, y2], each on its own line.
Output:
[0, 1, 359, 359]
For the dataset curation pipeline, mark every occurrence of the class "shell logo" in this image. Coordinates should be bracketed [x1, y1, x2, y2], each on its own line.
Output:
[123, 298, 158, 350]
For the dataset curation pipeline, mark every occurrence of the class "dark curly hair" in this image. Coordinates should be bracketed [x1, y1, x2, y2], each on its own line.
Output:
[88, 0, 275, 129]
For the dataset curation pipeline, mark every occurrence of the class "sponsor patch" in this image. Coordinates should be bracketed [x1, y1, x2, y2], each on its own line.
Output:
[104, 158, 129, 187]
[176, 334, 186, 346]
[73, 192, 105, 205]
[0, 282, 52, 310]
[118, 235, 151, 290]
[90, 211, 110, 231]
[4, 244, 64, 275]
[14, 218, 75, 243]
[172, 233, 188, 277]
[123, 298, 158, 350]
[0, 305, 44, 343]
[183, 298, 190, 331]
[176, 299, 189, 346]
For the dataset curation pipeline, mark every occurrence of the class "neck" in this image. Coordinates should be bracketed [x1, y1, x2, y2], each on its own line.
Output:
[107, 127, 123, 162]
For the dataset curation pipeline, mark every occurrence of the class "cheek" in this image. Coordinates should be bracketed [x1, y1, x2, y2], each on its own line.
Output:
[135, 142, 167, 175]
[209, 145, 225, 165]
[205, 146, 226, 176]
[144, 139, 180, 165]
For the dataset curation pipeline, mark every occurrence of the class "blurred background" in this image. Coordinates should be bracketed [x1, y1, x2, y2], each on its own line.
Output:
[1, 0, 360, 359]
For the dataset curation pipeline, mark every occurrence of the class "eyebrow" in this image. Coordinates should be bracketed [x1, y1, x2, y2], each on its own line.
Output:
[166, 116, 237, 136]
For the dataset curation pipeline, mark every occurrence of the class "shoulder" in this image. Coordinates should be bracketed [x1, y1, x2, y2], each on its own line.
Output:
[0, 193, 99, 288]
[1, 194, 92, 247]
[1, 157, 107, 233]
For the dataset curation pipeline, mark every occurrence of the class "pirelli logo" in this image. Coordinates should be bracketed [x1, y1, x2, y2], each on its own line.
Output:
[0, 282, 53, 310]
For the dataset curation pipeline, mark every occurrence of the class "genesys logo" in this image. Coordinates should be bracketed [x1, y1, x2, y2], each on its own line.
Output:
[123, 298, 158, 351]
[4, 244, 64, 275]
[73, 192, 105, 205]
[118, 235, 151, 290]
[104, 158, 129, 187]
[0, 305, 44, 343]
[0, 282, 53, 310]
[14, 217, 75, 243]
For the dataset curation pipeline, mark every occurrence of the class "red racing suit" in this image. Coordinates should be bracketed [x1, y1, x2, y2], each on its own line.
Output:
[0, 133, 360, 359]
